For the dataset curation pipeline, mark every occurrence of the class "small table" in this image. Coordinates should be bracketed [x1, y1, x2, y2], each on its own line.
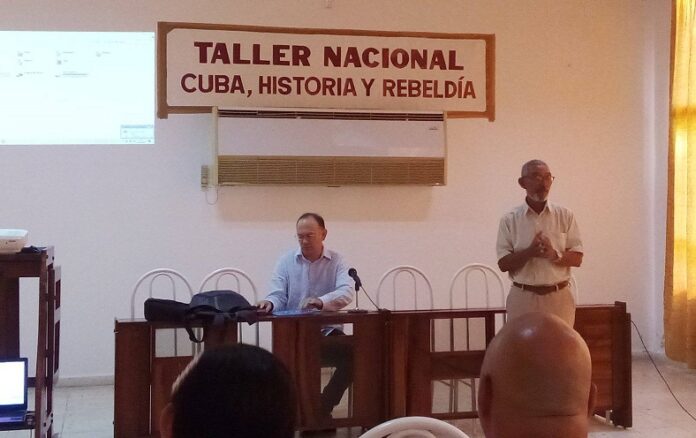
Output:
[0, 247, 61, 438]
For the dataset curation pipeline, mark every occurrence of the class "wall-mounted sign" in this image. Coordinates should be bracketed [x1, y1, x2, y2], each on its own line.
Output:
[158, 23, 495, 120]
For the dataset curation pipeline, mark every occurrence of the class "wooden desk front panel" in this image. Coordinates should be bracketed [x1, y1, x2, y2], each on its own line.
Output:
[114, 321, 238, 438]
[386, 306, 631, 427]
[114, 303, 632, 436]
[388, 309, 502, 420]
[271, 313, 386, 430]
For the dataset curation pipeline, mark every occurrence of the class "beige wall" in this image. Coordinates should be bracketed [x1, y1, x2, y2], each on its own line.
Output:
[0, 0, 670, 378]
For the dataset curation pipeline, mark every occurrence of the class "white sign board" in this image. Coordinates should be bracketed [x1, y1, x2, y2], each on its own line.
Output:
[158, 23, 494, 119]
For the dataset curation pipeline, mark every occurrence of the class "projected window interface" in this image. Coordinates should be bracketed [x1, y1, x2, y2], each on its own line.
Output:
[0, 31, 155, 145]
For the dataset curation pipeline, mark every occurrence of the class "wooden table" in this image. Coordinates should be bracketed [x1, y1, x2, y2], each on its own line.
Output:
[114, 302, 631, 437]
[0, 247, 61, 438]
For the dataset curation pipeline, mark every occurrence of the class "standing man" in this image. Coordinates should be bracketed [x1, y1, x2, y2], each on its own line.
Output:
[258, 212, 354, 419]
[496, 160, 583, 326]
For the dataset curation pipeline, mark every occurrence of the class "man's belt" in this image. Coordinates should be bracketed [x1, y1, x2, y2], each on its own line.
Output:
[513, 281, 569, 295]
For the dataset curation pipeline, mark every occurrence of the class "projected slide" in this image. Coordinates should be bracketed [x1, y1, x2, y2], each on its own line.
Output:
[0, 32, 155, 145]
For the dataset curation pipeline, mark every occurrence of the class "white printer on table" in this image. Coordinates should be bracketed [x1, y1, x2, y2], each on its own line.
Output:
[0, 229, 28, 254]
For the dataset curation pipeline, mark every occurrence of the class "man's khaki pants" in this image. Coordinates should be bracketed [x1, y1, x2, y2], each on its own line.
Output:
[506, 284, 575, 327]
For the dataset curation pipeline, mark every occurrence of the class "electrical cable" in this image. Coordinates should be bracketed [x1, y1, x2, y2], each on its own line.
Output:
[631, 319, 696, 423]
[357, 284, 382, 311]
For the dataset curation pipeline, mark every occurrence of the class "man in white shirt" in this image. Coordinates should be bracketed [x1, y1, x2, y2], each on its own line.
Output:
[496, 160, 583, 326]
[258, 212, 354, 419]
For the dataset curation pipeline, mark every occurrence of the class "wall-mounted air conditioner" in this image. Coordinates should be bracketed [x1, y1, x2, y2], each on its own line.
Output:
[213, 108, 446, 186]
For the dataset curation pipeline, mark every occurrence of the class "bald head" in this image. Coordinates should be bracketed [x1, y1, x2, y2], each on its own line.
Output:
[478, 313, 595, 438]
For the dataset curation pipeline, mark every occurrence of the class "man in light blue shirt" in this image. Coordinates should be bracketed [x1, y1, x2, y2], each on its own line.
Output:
[258, 212, 354, 419]
[258, 213, 354, 313]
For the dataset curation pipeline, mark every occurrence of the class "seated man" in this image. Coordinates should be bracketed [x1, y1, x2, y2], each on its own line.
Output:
[258, 212, 354, 418]
[477, 312, 596, 438]
[159, 344, 296, 438]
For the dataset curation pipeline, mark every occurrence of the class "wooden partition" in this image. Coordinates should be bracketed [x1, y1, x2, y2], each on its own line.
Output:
[114, 303, 631, 437]
[575, 302, 632, 426]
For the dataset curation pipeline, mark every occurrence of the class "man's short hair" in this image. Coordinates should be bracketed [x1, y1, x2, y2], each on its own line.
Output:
[169, 344, 296, 438]
[297, 212, 325, 229]
[520, 159, 548, 177]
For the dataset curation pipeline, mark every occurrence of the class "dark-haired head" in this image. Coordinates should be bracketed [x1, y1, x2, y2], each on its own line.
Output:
[160, 344, 296, 438]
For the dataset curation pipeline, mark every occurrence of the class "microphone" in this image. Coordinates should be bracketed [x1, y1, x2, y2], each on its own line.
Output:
[348, 268, 362, 291]
[347, 268, 368, 313]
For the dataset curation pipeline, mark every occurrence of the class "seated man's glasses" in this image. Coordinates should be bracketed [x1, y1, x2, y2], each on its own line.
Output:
[296, 233, 317, 241]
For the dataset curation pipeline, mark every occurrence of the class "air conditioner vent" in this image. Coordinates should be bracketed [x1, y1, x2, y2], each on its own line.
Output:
[218, 156, 445, 186]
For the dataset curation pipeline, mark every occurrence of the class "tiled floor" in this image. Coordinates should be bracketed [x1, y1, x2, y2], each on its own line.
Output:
[3, 353, 695, 437]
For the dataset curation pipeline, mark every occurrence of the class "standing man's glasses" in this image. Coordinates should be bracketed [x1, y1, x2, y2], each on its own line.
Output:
[526, 174, 555, 183]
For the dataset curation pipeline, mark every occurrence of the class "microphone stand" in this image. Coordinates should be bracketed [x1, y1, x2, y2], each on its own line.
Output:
[348, 280, 368, 313]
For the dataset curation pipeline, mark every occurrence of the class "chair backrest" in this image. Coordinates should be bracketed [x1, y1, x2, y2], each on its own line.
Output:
[199, 267, 260, 345]
[130, 268, 195, 357]
[376, 265, 433, 310]
[360, 416, 470, 438]
[449, 263, 506, 309]
[444, 264, 506, 414]
[198, 267, 259, 303]
[130, 268, 194, 318]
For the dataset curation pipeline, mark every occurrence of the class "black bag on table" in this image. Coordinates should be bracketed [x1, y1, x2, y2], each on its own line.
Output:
[144, 290, 258, 343]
